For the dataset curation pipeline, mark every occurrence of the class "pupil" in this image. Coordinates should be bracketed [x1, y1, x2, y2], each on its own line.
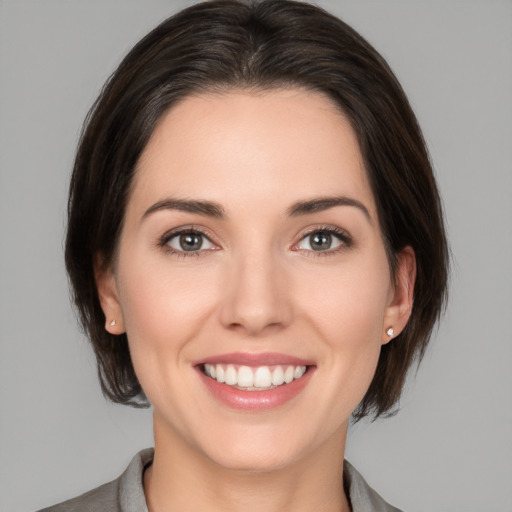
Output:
[180, 233, 202, 251]
[311, 232, 331, 250]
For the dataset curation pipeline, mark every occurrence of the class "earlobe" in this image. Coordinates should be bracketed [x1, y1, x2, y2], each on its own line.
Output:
[382, 246, 416, 344]
[94, 255, 125, 334]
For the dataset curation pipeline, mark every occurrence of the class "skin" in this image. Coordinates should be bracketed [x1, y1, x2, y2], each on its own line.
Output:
[96, 88, 415, 512]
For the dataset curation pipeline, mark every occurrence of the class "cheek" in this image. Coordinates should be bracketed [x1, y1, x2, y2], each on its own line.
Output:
[115, 249, 221, 365]
[296, 253, 391, 397]
[300, 255, 391, 339]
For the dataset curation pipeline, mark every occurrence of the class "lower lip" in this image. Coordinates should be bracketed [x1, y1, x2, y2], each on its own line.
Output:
[197, 367, 315, 411]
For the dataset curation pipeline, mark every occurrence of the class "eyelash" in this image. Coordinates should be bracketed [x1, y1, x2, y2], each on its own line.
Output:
[158, 225, 352, 258]
[158, 226, 216, 258]
[293, 226, 353, 257]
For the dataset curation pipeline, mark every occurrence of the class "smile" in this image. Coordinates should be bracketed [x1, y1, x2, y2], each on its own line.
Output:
[202, 364, 308, 390]
[196, 353, 315, 410]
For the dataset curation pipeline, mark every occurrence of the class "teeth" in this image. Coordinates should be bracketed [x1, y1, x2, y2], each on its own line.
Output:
[225, 365, 237, 385]
[254, 366, 272, 388]
[272, 366, 284, 385]
[284, 366, 294, 383]
[203, 363, 307, 390]
[237, 366, 254, 387]
[294, 366, 306, 378]
[216, 365, 225, 383]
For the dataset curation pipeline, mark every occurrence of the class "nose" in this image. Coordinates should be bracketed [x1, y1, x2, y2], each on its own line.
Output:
[219, 249, 292, 336]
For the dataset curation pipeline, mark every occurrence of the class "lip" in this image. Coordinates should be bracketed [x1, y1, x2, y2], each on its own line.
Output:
[194, 352, 316, 411]
[193, 352, 315, 367]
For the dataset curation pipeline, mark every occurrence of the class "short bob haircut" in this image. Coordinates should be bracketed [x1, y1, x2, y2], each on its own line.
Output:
[65, 0, 449, 420]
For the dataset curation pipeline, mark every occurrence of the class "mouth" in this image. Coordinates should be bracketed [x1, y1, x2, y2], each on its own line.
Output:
[195, 353, 315, 410]
[201, 363, 308, 391]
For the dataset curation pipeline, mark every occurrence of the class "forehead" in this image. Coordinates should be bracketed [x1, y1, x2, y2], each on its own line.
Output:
[131, 88, 376, 217]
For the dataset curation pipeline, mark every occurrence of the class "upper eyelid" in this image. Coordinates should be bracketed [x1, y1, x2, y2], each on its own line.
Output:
[161, 225, 214, 242]
[296, 225, 351, 241]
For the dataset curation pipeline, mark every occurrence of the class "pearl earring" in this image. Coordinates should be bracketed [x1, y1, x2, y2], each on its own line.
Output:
[386, 327, 394, 337]
[110, 319, 116, 327]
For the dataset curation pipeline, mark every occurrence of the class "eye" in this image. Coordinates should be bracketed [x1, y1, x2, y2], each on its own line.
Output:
[164, 230, 216, 253]
[295, 228, 350, 252]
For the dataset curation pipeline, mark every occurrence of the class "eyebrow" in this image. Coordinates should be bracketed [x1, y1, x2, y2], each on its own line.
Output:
[287, 196, 372, 223]
[142, 198, 226, 220]
[142, 195, 371, 223]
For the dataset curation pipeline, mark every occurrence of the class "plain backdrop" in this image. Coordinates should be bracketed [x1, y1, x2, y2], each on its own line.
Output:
[1, 1, 511, 511]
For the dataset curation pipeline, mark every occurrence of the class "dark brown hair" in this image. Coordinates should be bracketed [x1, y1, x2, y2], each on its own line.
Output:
[65, 0, 449, 419]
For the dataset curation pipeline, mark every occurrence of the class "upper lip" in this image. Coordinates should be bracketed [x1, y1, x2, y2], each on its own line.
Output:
[193, 352, 315, 367]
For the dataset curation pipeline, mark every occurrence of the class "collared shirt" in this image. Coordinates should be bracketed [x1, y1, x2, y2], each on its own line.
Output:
[38, 448, 402, 512]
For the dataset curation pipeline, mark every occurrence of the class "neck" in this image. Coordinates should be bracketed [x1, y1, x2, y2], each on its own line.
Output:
[144, 415, 351, 512]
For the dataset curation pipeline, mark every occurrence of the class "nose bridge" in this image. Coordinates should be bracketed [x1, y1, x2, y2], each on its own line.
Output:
[220, 242, 290, 335]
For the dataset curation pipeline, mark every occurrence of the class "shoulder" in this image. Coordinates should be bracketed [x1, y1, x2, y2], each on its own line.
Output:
[36, 448, 154, 512]
[36, 479, 120, 512]
[344, 460, 404, 512]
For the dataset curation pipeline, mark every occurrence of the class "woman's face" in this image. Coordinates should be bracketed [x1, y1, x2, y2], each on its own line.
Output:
[98, 88, 413, 472]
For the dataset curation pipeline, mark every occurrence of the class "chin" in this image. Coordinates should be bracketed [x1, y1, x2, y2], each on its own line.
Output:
[207, 443, 299, 473]
[195, 421, 323, 474]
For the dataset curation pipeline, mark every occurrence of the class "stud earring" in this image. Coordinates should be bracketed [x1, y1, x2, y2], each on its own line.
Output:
[386, 327, 394, 337]
[110, 319, 116, 327]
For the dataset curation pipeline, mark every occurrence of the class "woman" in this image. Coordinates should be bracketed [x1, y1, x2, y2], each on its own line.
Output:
[40, 1, 448, 510]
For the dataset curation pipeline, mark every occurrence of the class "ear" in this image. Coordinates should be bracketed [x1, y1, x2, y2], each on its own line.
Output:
[382, 246, 416, 344]
[94, 254, 125, 335]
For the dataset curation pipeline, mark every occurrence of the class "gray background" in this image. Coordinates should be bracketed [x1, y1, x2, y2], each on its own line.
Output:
[1, 1, 511, 511]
